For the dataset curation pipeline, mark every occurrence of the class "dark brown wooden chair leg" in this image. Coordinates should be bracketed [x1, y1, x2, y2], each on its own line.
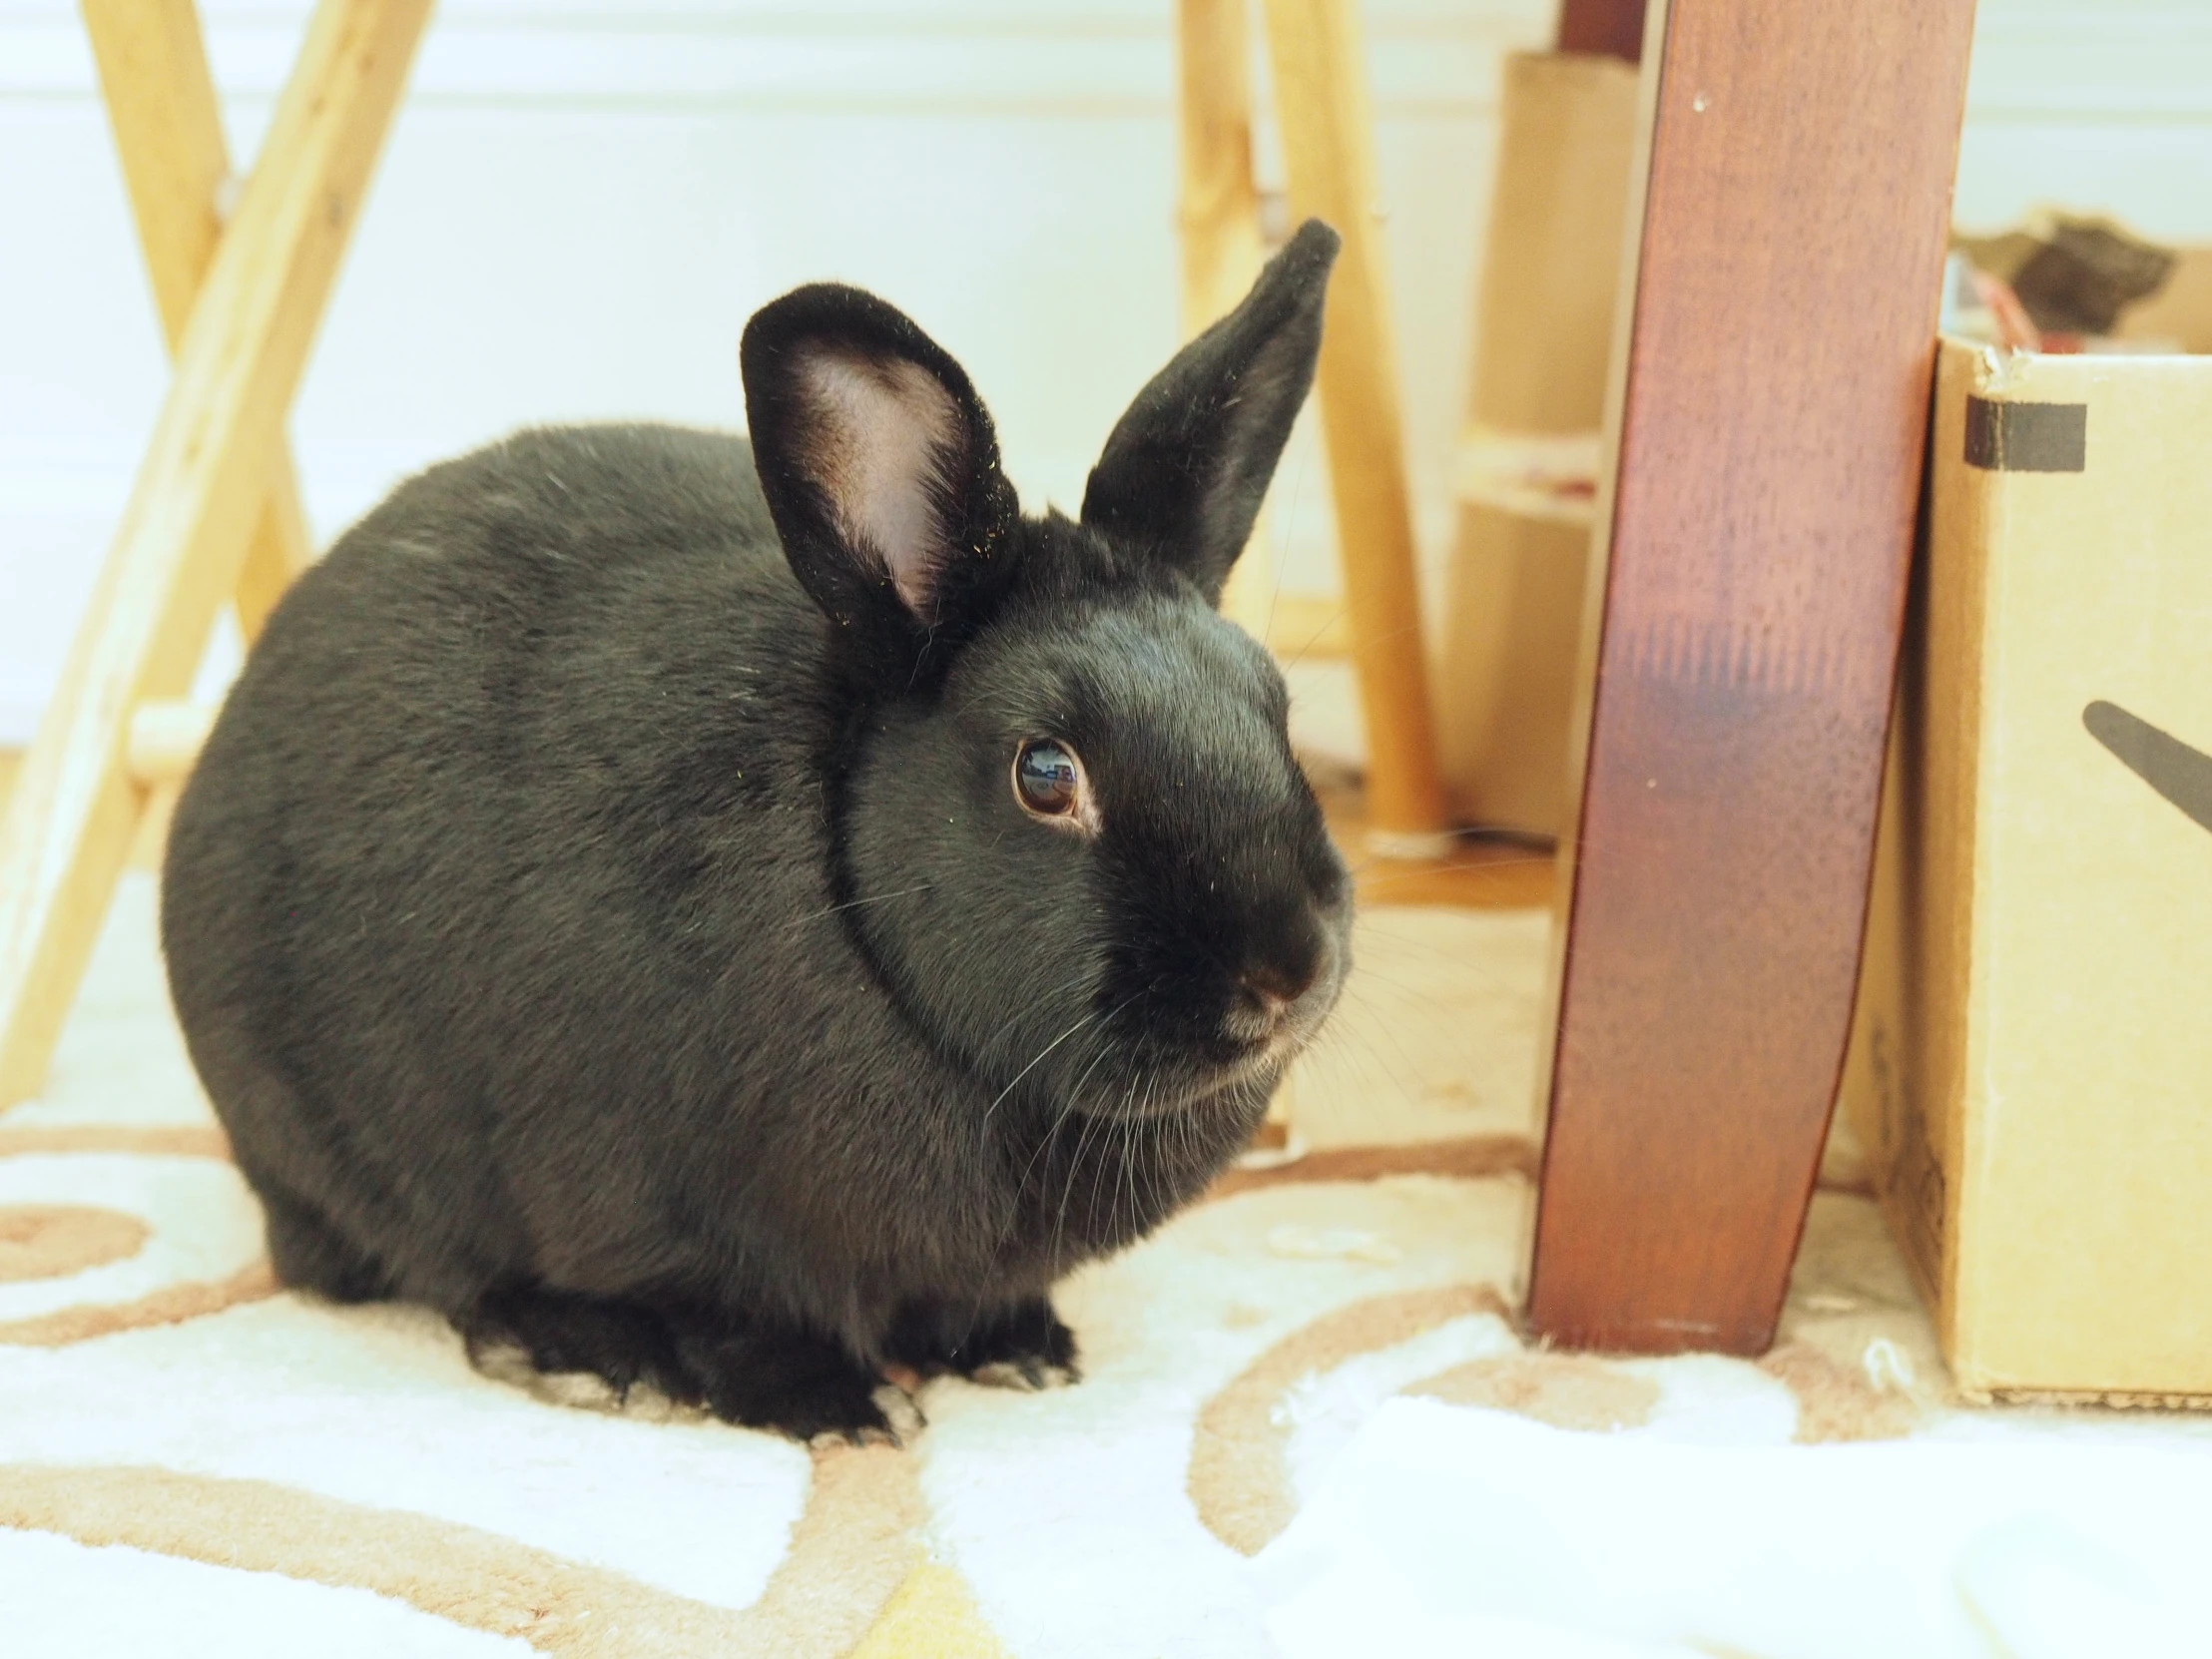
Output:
[1556, 0, 1648, 63]
[1525, 0, 1979, 1355]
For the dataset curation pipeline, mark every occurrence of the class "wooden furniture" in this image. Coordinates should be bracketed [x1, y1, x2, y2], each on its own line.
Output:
[1434, 50, 1638, 838]
[1174, 0, 1449, 853]
[0, 0, 429, 1109]
[1429, 4, 1644, 842]
[1557, 0, 1650, 64]
[1525, 0, 1980, 1353]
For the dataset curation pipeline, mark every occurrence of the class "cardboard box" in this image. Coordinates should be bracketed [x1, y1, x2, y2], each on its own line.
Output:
[1841, 305, 2212, 1402]
[1436, 52, 1637, 836]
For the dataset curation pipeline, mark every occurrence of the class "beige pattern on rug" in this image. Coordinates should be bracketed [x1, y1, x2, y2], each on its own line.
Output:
[6, 877, 2212, 1658]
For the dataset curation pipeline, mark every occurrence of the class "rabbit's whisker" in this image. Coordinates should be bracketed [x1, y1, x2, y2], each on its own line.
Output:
[980, 1008, 1099, 1132]
[785, 882, 936, 928]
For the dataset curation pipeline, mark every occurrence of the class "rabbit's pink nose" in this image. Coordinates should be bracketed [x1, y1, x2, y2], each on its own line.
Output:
[1240, 961, 1315, 1014]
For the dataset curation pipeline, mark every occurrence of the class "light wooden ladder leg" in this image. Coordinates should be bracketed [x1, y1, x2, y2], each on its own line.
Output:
[87, 0, 319, 880]
[0, 0, 431, 1108]
[1259, 0, 1449, 851]
[1176, 0, 1280, 645]
[85, 0, 319, 646]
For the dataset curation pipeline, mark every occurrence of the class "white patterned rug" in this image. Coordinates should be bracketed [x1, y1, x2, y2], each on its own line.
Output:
[5, 878, 2210, 1657]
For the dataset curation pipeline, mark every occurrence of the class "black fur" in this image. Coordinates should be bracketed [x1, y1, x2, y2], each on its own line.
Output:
[162, 221, 1353, 1440]
[1082, 221, 1341, 603]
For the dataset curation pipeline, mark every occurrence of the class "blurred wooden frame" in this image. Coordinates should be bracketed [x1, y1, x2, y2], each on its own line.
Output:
[0, 0, 431, 1107]
[1175, 0, 1449, 853]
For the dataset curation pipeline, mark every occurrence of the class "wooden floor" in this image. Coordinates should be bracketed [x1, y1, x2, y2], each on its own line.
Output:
[1318, 781, 1558, 909]
[1, 748, 1557, 909]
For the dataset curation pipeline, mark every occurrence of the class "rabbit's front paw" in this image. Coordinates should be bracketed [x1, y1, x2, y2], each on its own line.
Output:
[460, 1284, 690, 1409]
[887, 1295, 1080, 1390]
[670, 1313, 902, 1444]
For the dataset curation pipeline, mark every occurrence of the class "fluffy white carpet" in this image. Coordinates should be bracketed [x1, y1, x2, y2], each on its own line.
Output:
[5, 877, 2209, 1657]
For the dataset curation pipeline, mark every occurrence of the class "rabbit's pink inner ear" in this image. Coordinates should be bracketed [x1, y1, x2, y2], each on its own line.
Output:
[797, 351, 962, 619]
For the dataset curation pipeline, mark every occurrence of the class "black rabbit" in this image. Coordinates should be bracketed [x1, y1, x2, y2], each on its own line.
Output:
[162, 222, 1354, 1440]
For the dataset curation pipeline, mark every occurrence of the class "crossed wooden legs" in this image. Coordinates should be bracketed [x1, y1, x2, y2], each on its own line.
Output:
[85, 0, 319, 650]
[0, 0, 430, 1107]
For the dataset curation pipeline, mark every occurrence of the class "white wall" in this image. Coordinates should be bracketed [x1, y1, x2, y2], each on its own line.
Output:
[3, 0, 2210, 750]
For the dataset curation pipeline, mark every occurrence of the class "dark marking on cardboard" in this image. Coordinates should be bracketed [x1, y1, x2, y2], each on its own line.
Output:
[2084, 701, 2212, 835]
[1963, 397, 2086, 473]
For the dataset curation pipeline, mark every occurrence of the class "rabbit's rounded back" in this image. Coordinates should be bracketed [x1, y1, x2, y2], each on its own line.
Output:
[162, 223, 1352, 1361]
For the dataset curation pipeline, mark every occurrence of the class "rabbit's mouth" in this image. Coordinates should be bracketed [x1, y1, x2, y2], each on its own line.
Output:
[1210, 1036, 1304, 1096]
[1074, 1061, 1277, 1125]
[1080, 1004, 1331, 1124]
[1074, 906, 1350, 1122]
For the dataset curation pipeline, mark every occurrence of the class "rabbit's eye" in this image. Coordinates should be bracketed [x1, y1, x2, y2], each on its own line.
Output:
[1014, 740, 1083, 820]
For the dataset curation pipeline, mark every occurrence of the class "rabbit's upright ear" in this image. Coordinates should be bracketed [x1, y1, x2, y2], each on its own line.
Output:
[742, 285, 1018, 675]
[1081, 220, 1339, 605]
